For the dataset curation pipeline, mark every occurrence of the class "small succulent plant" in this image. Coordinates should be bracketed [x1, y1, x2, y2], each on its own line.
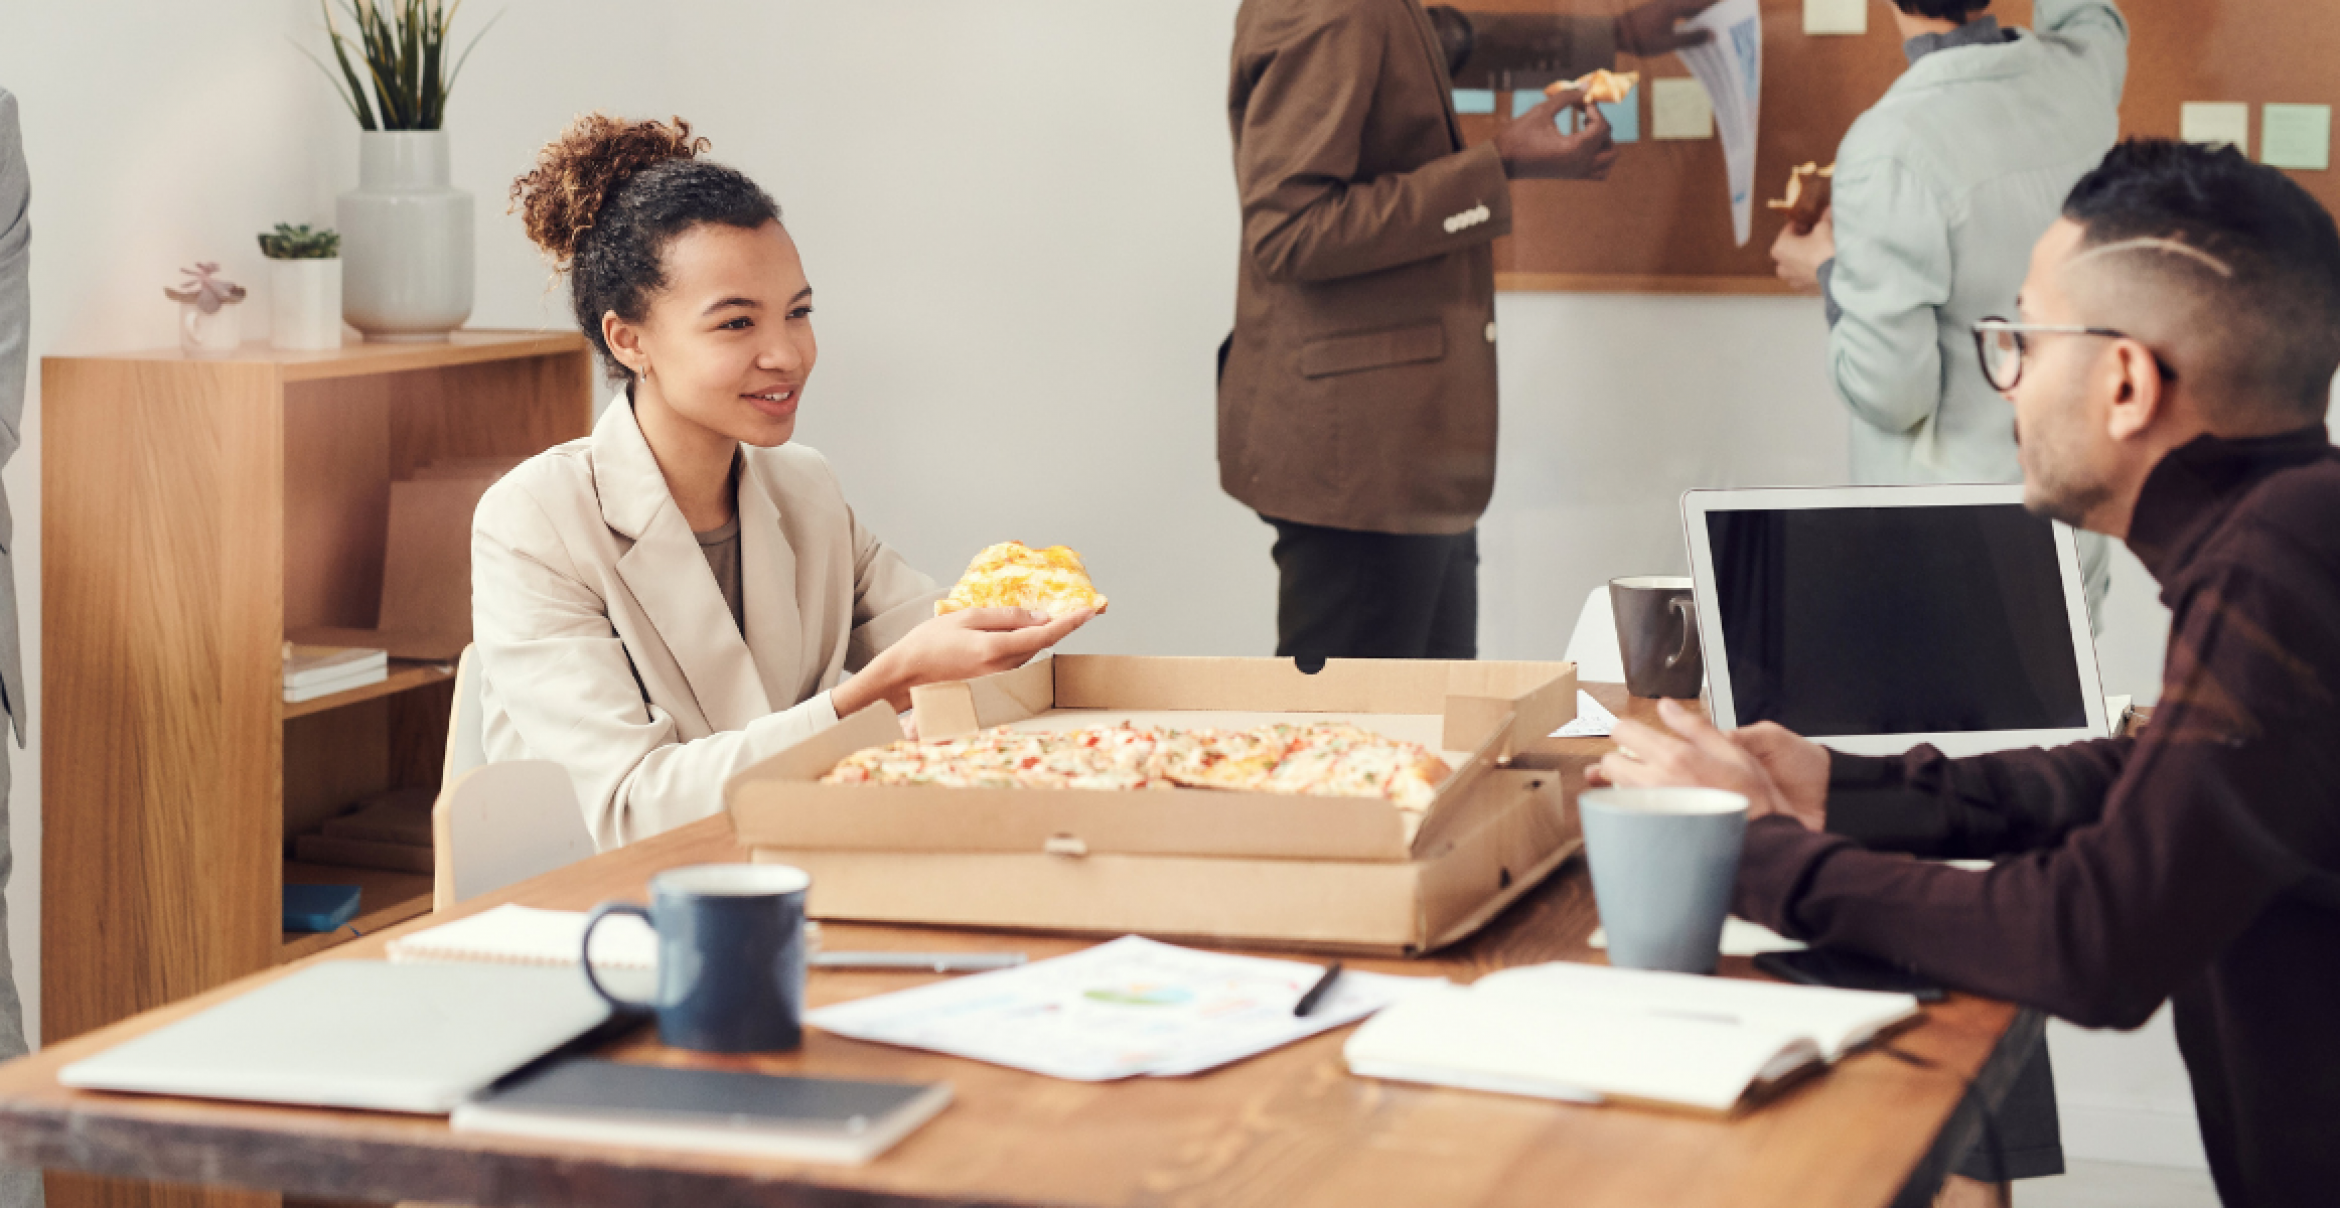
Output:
[163, 263, 248, 314]
[258, 223, 341, 260]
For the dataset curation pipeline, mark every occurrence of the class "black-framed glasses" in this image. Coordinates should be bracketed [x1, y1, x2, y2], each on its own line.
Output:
[1972, 317, 2178, 392]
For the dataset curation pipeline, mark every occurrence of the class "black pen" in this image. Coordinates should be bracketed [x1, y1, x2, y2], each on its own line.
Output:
[1293, 961, 1344, 1017]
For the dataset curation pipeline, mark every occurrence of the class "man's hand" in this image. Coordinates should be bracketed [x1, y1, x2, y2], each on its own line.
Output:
[1615, 0, 1718, 58]
[835, 607, 1095, 716]
[1495, 91, 1620, 181]
[1770, 208, 1835, 293]
[1727, 723, 1830, 832]
[1589, 699, 1809, 825]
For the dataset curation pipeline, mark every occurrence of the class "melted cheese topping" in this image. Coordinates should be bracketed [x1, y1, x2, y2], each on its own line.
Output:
[936, 541, 1110, 619]
[821, 722, 1450, 812]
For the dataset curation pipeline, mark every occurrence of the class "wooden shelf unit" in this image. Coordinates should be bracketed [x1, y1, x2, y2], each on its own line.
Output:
[41, 331, 593, 1208]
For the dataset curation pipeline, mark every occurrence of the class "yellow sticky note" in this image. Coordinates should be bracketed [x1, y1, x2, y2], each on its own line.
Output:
[1652, 78, 1714, 141]
[2181, 103, 2251, 156]
[1804, 0, 1867, 36]
[2262, 104, 2332, 172]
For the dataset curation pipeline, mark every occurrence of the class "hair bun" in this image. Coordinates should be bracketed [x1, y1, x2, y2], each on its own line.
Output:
[510, 113, 711, 266]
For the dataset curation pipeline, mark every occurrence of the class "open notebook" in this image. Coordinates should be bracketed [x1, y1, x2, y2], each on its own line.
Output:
[1343, 962, 1922, 1115]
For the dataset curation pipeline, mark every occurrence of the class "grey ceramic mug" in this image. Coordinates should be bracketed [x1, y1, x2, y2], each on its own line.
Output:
[582, 863, 810, 1053]
[1580, 787, 1748, 975]
[1609, 576, 1704, 699]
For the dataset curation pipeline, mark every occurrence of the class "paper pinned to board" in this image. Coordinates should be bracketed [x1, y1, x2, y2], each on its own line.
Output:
[1552, 690, 1619, 739]
[1678, 0, 1764, 245]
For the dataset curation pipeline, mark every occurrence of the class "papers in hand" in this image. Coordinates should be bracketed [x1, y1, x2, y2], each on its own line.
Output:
[808, 936, 1437, 1081]
[1678, 0, 1764, 245]
[1345, 962, 1920, 1114]
[1552, 690, 1619, 739]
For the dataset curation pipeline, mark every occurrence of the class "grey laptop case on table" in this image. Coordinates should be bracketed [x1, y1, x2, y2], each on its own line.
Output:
[60, 961, 614, 1114]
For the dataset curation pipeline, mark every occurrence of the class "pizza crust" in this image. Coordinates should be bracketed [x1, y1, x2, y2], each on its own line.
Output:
[1549, 69, 1641, 106]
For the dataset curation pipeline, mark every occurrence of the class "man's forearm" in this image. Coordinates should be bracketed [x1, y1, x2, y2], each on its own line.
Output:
[1430, 9, 1618, 90]
[1824, 739, 2131, 858]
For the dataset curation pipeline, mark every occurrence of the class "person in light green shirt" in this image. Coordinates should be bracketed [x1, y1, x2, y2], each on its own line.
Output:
[1772, 0, 2129, 620]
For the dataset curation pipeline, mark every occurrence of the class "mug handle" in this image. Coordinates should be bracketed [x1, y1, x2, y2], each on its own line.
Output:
[580, 901, 656, 1013]
[1664, 597, 1698, 670]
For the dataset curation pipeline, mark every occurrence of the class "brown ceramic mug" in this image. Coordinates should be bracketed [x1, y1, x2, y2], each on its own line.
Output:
[1609, 576, 1703, 700]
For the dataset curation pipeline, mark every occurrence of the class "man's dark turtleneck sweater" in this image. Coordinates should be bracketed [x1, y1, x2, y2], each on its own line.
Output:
[1733, 428, 2340, 1207]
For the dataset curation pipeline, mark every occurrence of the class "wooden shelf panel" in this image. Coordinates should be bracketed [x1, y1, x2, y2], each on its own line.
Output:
[46, 329, 589, 383]
[281, 659, 455, 721]
[279, 862, 434, 963]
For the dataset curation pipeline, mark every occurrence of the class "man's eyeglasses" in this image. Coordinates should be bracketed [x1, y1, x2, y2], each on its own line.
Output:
[1972, 317, 2178, 392]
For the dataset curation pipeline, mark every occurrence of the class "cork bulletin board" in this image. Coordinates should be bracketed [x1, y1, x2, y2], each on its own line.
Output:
[1469, 0, 2340, 295]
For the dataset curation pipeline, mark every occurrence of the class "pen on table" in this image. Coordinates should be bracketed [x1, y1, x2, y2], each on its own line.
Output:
[811, 951, 1027, 973]
[1293, 961, 1344, 1017]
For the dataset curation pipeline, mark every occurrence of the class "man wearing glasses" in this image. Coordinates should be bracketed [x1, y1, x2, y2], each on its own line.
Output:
[1602, 140, 2340, 1208]
[1770, 0, 2129, 623]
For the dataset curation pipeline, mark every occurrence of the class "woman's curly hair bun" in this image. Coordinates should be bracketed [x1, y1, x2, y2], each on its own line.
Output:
[510, 113, 712, 266]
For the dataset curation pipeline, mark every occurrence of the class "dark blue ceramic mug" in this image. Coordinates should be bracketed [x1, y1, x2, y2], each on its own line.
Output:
[581, 863, 810, 1053]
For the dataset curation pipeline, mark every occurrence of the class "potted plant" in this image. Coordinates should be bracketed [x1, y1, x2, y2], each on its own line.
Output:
[164, 263, 248, 356]
[301, 0, 500, 342]
[259, 223, 344, 351]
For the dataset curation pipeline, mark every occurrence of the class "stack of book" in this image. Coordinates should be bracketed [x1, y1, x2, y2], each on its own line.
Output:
[293, 786, 437, 873]
[282, 643, 388, 704]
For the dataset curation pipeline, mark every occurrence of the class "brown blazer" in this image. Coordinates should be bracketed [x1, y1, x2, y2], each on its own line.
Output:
[1219, 0, 1608, 535]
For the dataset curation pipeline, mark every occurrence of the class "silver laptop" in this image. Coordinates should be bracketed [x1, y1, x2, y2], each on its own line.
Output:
[61, 961, 613, 1114]
[1682, 484, 2110, 758]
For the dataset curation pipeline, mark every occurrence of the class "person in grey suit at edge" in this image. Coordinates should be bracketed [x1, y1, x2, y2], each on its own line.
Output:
[0, 85, 42, 1208]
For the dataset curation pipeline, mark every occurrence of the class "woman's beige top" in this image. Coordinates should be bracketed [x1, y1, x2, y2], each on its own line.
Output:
[471, 395, 940, 850]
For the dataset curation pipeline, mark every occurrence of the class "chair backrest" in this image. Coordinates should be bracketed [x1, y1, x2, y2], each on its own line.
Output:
[443, 644, 487, 786]
[431, 760, 594, 912]
[1562, 586, 1627, 685]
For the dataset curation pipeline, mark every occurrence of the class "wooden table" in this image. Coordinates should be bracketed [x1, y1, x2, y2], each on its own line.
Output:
[0, 688, 2038, 1208]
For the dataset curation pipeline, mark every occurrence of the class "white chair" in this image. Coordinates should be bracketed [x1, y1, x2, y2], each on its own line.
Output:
[431, 646, 596, 911]
[431, 760, 595, 912]
[442, 644, 488, 783]
[1563, 586, 1626, 685]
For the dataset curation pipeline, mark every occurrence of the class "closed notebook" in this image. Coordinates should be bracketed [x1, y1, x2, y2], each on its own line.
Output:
[452, 1059, 952, 1165]
[1343, 962, 1921, 1115]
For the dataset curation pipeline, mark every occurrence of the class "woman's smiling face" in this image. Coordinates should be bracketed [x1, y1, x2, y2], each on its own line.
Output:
[609, 218, 817, 448]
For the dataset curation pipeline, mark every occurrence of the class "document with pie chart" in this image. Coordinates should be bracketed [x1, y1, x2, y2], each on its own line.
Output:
[807, 936, 1438, 1081]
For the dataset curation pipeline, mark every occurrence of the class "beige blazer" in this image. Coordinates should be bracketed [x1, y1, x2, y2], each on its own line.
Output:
[472, 396, 940, 850]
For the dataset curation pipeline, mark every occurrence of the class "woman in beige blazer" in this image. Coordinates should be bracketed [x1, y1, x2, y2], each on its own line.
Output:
[483, 115, 1091, 850]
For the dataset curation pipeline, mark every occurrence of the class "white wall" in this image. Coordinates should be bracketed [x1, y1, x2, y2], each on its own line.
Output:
[3, 0, 2285, 1170]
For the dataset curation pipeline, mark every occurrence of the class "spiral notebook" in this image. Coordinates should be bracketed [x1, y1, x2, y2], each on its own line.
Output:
[387, 904, 660, 972]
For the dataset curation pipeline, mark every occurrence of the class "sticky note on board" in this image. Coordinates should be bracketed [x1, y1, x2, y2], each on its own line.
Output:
[1652, 78, 1714, 140]
[2181, 102, 2252, 156]
[1512, 89, 1545, 117]
[2262, 104, 2332, 171]
[1600, 97, 1641, 143]
[1804, 0, 1868, 35]
[1453, 88, 1497, 115]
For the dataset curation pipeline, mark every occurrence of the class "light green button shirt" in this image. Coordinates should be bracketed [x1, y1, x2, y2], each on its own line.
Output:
[1824, 0, 2128, 486]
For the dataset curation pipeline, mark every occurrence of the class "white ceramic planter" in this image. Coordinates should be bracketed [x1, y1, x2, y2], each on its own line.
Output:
[339, 130, 474, 342]
[178, 302, 242, 356]
[269, 258, 344, 351]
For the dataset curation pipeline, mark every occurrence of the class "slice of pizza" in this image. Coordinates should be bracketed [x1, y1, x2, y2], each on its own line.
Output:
[1269, 723, 1452, 813]
[1767, 162, 1836, 234]
[1548, 69, 1640, 106]
[935, 541, 1110, 620]
[1152, 726, 1300, 793]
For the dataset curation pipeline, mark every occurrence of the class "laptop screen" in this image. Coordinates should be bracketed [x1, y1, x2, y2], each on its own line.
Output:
[1704, 504, 2088, 736]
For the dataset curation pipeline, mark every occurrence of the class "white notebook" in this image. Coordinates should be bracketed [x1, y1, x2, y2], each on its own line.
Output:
[1343, 962, 1921, 1115]
[388, 904, 660, 972]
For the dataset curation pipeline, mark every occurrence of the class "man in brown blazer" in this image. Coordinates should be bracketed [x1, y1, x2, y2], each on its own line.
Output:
[1222, 0, 1715, 660]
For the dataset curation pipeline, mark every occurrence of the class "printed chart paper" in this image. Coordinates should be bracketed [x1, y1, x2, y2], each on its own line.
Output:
[808, 936, 1439, 1082]
[1679, 0, 1764, 245]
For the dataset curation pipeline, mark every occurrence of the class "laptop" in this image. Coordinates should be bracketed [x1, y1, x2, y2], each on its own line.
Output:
[1681, 484, 2110, 758]
[60, 961, 615, 1114]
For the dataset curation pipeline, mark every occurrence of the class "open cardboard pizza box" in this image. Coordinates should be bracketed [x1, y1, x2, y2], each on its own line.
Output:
[724, 655, 1583, 955]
